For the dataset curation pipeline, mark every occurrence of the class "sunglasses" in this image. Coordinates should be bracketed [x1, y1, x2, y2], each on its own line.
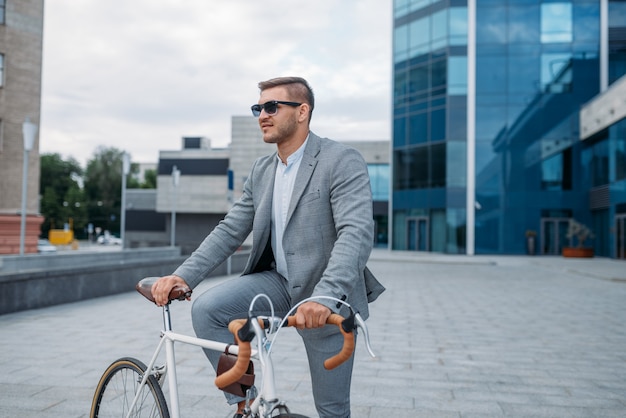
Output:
[251, 100, 302, 117]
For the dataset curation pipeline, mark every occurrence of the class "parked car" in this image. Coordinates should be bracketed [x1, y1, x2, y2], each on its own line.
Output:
[37, 239, 57, 253]
[97, 234, 122, 245]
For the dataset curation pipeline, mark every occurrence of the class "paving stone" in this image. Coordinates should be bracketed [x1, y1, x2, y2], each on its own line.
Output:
[1, 250, 625, 417]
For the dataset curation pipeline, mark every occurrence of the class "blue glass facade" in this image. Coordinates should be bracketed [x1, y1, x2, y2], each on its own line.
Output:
[392, 0, 626, 257]
[368, 163, 390, 247]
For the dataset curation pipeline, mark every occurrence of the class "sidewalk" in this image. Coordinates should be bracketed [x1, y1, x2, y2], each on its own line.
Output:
[1, 251, 625, 417]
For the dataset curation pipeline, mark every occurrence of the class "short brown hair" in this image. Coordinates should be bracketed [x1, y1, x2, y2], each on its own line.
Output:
[258, 76, 314, 122]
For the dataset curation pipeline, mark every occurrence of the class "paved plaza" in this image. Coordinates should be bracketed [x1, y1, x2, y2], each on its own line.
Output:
[1, 250, 625, 417]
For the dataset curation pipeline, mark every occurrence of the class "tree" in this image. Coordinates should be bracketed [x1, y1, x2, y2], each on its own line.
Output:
[83, 146, 134, 236]
[140, 168, 157, 189]
[39, 153, 85, 238]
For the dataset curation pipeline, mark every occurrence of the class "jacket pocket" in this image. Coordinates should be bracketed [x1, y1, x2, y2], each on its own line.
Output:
[299, 189, 320, 204]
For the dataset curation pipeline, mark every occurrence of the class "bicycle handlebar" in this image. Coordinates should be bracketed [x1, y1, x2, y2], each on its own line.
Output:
[214, 313, 355, 391]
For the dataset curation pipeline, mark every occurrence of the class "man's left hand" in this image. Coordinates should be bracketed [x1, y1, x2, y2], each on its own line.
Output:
[295, 301, 331, 329]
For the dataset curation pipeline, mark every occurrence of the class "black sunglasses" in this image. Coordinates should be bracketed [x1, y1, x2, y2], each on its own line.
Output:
[251, 100, 301, 117]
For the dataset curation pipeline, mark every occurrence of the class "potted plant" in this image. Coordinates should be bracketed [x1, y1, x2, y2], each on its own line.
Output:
[562, 219, 595, 258]
[525, 230, 537, 255]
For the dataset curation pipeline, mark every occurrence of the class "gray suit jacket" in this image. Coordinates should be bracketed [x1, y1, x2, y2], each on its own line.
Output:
[173, 132, 385, 318]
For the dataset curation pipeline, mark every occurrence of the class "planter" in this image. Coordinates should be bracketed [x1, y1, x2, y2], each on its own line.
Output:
[562, 247, 594, 258]
[526, 236, 536, 255]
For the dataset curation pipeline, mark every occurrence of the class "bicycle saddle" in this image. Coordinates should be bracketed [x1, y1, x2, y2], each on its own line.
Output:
[136, 277, 192, 304]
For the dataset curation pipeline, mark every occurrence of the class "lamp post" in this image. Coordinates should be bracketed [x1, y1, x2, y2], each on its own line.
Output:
[20, 118, 37, 256]
[170, 165, 180, 247]
[120, 152, 130, 249]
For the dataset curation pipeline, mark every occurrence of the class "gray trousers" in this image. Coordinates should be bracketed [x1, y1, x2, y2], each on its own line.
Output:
[191, 270, 353, 418]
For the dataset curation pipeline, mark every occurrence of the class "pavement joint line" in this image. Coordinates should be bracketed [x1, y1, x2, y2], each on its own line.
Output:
[1, 251, 625, 417]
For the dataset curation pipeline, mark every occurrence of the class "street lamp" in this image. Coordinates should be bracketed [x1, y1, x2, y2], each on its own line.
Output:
[170, 165, 180, 247]
[20, 118, 37, 256]
[120, 152, 130, 249]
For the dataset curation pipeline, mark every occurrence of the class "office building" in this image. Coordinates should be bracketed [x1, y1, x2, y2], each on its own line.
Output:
[392, 0, 626, 258]
[125, 117, 389, 253]
[0, 0, 45, 254]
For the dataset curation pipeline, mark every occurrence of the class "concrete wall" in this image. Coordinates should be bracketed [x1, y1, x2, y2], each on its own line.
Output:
[580, 74, 626, 140]
[0, 247, 249, 315]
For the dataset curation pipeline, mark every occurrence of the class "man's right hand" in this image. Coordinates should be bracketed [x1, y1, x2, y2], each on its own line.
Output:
[151, 275, 190, 306]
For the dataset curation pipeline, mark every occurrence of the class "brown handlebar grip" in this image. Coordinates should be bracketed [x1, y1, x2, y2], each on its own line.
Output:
[214, 319, 251, 390]
[287, 313, 355, 370]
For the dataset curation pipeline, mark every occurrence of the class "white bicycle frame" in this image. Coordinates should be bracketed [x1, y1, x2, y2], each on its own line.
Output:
[126, 295, 374, 418]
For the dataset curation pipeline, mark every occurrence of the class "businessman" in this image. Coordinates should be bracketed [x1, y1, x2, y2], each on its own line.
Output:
[152, 76, 384, 418]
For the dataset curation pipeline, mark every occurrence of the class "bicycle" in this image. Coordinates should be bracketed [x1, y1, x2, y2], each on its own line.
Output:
[89, 277, 376, 418]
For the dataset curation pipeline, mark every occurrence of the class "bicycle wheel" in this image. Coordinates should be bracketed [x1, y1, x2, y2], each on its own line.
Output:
[90, 357, 169, 418]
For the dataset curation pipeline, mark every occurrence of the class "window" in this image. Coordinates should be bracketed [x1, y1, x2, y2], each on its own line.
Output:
[394, 24, 409, 63]
[541, 53, 572, 92]
[394, 143, 447, 190]
[409, 16, 431, 58]
[582, 141, 609, 187]
[541, 3, 573, 43]
[431, 9, 447, 50]
[367, 164, 390, 201]
[0, 0, 5, 25]
[449, 7, 468, 46]
[541, 153, 564, 190]
[613, 119, 626, 182]
[609, 0, 626, 28]
[448, 56, 467, 95]
[0, 53, 4, 87]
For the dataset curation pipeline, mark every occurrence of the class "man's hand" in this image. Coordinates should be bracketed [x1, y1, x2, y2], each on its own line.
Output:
[294, 301, 332, 329]
[151, 275, 190, 307]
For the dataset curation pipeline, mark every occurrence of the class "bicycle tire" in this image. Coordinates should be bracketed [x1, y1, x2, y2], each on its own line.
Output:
[90, 357, 169, 418]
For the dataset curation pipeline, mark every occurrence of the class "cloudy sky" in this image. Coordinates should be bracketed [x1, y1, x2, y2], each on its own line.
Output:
[40, 1, 393, 167]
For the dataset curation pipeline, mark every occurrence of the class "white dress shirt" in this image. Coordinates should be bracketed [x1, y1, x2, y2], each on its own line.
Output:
[271, 136, 308, 279]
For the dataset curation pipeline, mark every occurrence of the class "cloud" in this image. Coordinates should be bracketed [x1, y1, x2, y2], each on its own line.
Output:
[40, 0, 392, 165]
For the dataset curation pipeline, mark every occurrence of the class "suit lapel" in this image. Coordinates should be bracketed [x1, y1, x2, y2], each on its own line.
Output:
[255, 155, 278, 256]
[286, 133, 320, 226]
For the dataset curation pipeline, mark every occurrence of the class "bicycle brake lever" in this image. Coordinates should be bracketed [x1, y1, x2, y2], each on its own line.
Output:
[354, 313, 376, 358]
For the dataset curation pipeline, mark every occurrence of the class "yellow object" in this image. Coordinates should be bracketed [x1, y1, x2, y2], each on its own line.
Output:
[49, 230, 74, 245]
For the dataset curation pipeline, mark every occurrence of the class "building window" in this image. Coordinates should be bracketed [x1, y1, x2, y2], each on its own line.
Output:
[0, 0, 5, 25]
[541, 2, 573, 43]
[394, 143, 446, 190]
[449, 7, 468, 46]
[611, 119, 626, 182]
[0, 53, 4, 87]
[367, 164, 390, 202]
[0, 119, 3, 153]
[541, 53, 572, 92]
[582, 140, 609, 187]
[447, 56, 467, 95]
[541, 149, 572, 191]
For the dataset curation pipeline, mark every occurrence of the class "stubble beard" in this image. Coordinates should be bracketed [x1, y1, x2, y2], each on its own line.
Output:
[262, 113, 299, 145]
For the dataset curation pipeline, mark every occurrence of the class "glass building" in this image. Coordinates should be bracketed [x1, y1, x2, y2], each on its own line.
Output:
[392, 0, 626, 258]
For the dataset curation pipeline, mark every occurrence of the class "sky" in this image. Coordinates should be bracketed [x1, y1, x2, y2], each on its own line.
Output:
[40, 1, 393, 167]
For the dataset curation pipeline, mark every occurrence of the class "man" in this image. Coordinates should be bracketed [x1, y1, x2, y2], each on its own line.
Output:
[152, 76, 384, 418]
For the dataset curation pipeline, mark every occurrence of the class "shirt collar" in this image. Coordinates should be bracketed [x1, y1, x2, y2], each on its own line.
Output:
[276, 134, 309, 166]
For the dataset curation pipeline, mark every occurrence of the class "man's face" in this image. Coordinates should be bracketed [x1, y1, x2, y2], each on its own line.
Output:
[257, 86, 300, 145]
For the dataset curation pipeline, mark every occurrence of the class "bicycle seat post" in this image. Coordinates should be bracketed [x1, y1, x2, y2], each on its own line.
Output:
[162, 304, 173, 332]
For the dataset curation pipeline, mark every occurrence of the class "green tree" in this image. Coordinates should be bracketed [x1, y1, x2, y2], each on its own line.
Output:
[84, 146, 135, 236]
[39, 153, 85, 238]
[140, 168, 157, 189]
